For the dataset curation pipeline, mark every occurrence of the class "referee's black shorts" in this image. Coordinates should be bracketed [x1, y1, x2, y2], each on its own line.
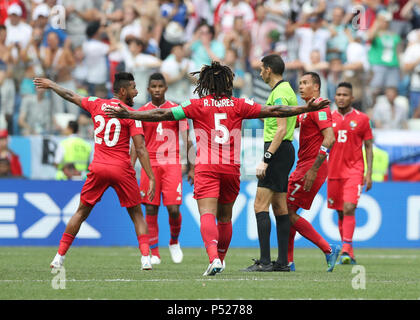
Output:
[257, 140, 295, 193]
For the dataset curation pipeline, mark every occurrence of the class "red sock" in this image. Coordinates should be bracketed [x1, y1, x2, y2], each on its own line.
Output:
[342, 215, 356, 257]
[217, 221, 232, 262]
[293, 217, 331, 254]
[137, 234, 150, 256]
[58, 233, 75, 256]
[200, 213, 219, 263]
[146, 214, 159, 257]
[169, 213, 182, 245]
[338, 217, 343, 242]
[288, 225, 296, 263]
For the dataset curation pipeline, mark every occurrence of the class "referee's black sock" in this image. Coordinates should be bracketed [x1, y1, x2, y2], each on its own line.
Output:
[275, 214, 290, 266]
[256, 211, 271, 265]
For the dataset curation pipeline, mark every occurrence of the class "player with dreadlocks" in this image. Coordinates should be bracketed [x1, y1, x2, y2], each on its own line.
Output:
[105, 61, 330, 276]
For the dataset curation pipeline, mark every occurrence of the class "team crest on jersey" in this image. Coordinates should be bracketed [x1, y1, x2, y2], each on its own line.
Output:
[332, 122, 336, 127]
[328, 198, 334, 205]
[350, 120, 357, 129]
[244, 98, 254, 105]
[140, 191, 145, 198]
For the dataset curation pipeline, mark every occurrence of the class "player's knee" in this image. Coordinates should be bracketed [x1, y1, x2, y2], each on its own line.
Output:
[167, 206, 180, 218]
[145, 205, 158, 216]
[343, 203, 356, 216]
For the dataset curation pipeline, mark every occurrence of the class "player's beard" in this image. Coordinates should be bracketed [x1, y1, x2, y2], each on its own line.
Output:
[126, 96, 134, 107]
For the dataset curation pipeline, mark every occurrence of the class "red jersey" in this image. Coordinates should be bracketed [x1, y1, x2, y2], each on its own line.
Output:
[295, 101, 332, 179]
[329, 108, 373, 179]
[171, 95, 262, 175]
[140, 100, 188, 166]
[81, 97, 144, 168]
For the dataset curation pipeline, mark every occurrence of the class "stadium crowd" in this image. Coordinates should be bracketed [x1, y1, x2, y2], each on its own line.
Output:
[0, 1, 419, 140]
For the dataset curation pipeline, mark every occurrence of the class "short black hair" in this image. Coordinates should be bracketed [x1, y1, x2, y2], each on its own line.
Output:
[0, 25, 6, 32]
[68, 120, 79, 134]
[261, 54, 285, 75]
[113, 72, 135, 93]
[337, 82, 353, 91]
[148, 72, 166, 86]
[86, 21, 101, 39]
[302, 71, 321, 91]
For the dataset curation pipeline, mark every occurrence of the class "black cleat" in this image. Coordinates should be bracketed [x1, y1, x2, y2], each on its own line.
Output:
[272, 261, 291, 272]
[241, 259, 273, 272]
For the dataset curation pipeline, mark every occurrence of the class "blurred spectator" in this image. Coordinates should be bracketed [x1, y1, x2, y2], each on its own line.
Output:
[160, 42, 194, 104]
[72, 45, 88, 91]
[372, 87, 409, 129]
[4, 3, 32, 49]
[248, 4, 277, 68]
[0, 158, 12, 178]
[401, 0, 420, 30]
[341, 29, 370, 110]
[184, 22, 225, 70]
[184, 0, 213, 40]
[54, 120, 91, 180]
[0, 129, 22, 177]
[32, 3, 67, 48]
[214, 0, 255, 35]
[123, 37, 162, 107]
[304, 49, 329, 98]
[295, 14, 331, 64]
[290, 0, 326, 23]
[18, 86, 52, 135]
[388, 0, 412, 37]
[324, 0, 354, 24]
[0, 24, 16, 133]
[223, 47, 245, 97]
[401, 29, 420, 116]
[82, 21, 117, 95]
[221, 15, 250, 70]
[366, 10, 402, 104]
[62, 0, 102, 47]
[325, 6, 349, 63]
[264, 0, 291, 34]
[161, 0, 191, 28]
[42, 34, 78, 120]
[0, 0, 27, 25]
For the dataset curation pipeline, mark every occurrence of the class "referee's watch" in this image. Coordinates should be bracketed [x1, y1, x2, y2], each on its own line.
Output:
[263, 151, 273, 164]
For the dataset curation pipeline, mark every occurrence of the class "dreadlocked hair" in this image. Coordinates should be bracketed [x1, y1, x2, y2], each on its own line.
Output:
[191, 61, 235, 100]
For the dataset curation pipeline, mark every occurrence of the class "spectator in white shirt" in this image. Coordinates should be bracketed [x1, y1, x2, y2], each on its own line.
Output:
[160, 43, 194, 104]
[5, 3, 32, 50]
[372, 87, 409, 129]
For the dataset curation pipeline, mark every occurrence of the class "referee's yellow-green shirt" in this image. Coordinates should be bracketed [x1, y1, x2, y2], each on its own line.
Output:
[263, 81, 297, 142]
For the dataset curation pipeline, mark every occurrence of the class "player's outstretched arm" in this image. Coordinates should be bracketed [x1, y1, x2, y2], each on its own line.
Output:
[258, 97, 330, 118]
[33, 78, 83, 107]
[105, 103, 176, 122]
[364, 139, 373, 191]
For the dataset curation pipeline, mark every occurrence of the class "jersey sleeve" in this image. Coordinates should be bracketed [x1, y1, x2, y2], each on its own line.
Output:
[362, 115, 373, 141]
[81, 96, 100, 113]
[171, 99, 197, 120]
[239, 98, 262, 119]
[312, 108, 332, 131]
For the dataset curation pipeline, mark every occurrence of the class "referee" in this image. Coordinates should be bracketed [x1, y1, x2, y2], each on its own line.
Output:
[243, 54, 297, 272]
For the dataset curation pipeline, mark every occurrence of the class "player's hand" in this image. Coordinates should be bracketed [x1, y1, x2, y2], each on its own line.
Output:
[306, 98, 330, 112]
[303, 168, 317, 191]
[148, 177, 156, 201]
[104, 103, 131, 119]
[187, 167, 195, 185]
[256, 161, 268, 180]
[33, 78, 54, 89]
[364, 174, 372, 192]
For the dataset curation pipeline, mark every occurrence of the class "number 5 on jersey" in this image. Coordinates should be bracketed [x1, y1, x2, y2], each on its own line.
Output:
[214, 113, 229, 144]
[337, 130, 347, 143]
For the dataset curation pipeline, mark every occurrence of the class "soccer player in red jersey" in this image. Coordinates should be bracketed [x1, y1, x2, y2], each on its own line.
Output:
[328, 82, 373, 265]
[286, 72, 341, 272]
[105, 62, 330, 276]
[134, 72, 194, 265]
[34, 72, 156, 270]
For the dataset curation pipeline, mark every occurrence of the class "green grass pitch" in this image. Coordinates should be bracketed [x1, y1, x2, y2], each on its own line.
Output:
[0, 247, 419, 300]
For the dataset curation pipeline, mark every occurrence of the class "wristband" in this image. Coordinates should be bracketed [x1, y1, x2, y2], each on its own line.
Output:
[264, 151, 273, 163]
[319, 145, 330, 156]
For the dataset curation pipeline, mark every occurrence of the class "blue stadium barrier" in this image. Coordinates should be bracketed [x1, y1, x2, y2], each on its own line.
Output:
[0, 179, 419, 248]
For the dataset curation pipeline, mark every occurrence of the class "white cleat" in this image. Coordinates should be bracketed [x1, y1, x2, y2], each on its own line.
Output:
[141, 255, 153, 270]
[50, 253, 65, 269]
[202, 258, 223, 276]
[169, 243, 183, 264]
[150, 255, 161, 265]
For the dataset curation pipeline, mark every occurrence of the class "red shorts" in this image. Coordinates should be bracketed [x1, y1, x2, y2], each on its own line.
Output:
[194, 171, 240, 204]
[140, 164, 183, 206]
[327, 177, 363, 211]
[81, 163, 141, 208]
[287, 169, 327, 211]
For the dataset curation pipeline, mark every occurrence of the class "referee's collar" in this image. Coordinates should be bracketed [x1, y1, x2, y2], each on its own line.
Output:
[271, 79, 285, 91]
